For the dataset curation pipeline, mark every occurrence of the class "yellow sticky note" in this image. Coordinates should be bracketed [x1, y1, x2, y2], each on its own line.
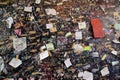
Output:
[84, 46, 91, 51]
[65, 32, 72, 37]
[114, 12, 119, 16]
[101, 54, 107, 60]
[46, 43, 54, 50]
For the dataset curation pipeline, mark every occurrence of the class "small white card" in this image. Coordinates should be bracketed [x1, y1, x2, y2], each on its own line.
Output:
[101, 67, 110, 76]
[83, 71, 93, 80]
[24, 7, 32, 12]
[92, 52, 99, 57]
[13, 37, 27, 51]
[39, 51, 49, 60]
[75, 31, 82, 40]
[112, 61, 119, 66]
[78, 22, 86, 29]
[9, 58, 22, 68]
[111, 51, 117, 55]
[45, 8, 57, 15]
[35, 0, 41, 4]
[64, 58, 72, 68]
[78, 71, 84, 78]
[46, 23, 53, 29]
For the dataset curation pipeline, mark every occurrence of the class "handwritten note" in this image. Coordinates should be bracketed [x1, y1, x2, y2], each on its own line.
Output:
[39, 51, 49, 60]
[75, 31, 82, 40]
[64, 58, 72, 68]
[78, 22, 86, 29]
[13, 37, 27, 51]
[9, 58, 22, 68]
[101, 67, 110, 76]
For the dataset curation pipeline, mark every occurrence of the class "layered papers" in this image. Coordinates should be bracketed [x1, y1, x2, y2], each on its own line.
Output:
[39, 51, 49, 60]
[101, 67, 110, 76]
[13, 37, 27, 51]
[75, 31, 82, 40]
[9, 58, 22, 68]
[64, 58, 72, 68]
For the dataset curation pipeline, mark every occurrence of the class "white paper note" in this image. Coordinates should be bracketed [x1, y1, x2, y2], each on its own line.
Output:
[45, 8, 57, 15]
[24, 7, 32, 12]
[46, 23, 53, 29]
[9, 58, 22, 68]
[101, 67, 110, 76]
[78, 71, 84, 78]
[112, 61, 119, 66]
[6, 17, 13, 28]
[35, 0, 41, 4]
[112, 39, 120, 43]
[111, 51, 117, 55]
[92, 52, 99, 57]
[64, 58, 72, 68]
[75, 31, 82, 40]
[83, 71, 93, 80]
[78, 22, 86, 29]
[13, 37, 27, 51]
[39, 51, 49, 60]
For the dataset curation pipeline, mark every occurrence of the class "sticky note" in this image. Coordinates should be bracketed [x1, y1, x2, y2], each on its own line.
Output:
[92, 52, 99, 57]
[46, 23, 53, 29]
[101, 54, 107, 60]
[73, 44, 84, 51]
[18, 78, 23, 80]
[75, 31, 82, 40]
[6, 17, 13, 28]
[24, 7, 32, 12]
[45, 8, 57, 15]
[9, 58, 22, 68]
[40, 45, 46, 50]
[35, 0, 41, 4]
[14, 29, 21, 36]
[39, 51, 49, 60]
[50, 27, 57, 32]
[13, 37, 27, 51]
[78, 22, 86, 29]
[101, 67, 109, 76]
[84, 46, 91, 51]
[112, 61, 119, 66]
[64, 58, 72, 68]
[83, 71, 93, 80]
[114, 23, 120, 30]
[65, 32, 72, 37]
[111, 51, 117, 55]
[46, 43, 54, 50]
[78, 71, 84, 78]
[112, 39, 120, 43]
